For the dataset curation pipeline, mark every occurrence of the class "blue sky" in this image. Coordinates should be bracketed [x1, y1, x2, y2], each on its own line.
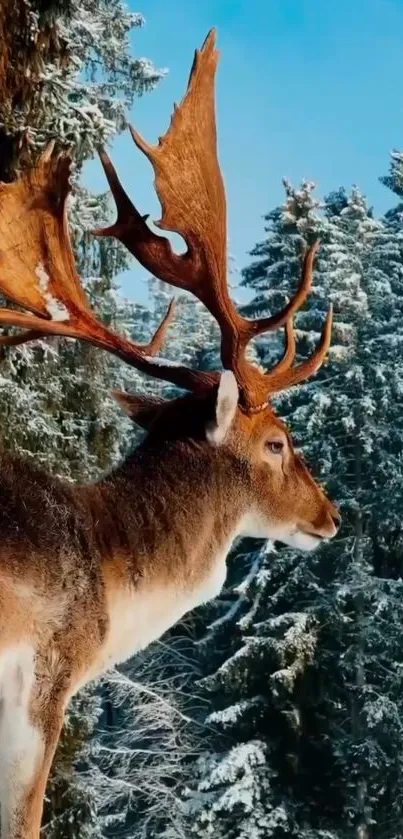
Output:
[86, 0, 403, 296]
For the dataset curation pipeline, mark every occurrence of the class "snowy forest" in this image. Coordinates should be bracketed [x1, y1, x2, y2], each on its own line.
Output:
[1, 1, 403, 838]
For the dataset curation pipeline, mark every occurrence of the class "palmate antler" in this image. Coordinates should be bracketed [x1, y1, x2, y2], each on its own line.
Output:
[0, 29, 332, 412]
[0, 144, 176, 368]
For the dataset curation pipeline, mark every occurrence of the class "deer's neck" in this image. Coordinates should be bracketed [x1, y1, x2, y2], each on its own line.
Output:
[92, 439, 248, 587]
[78, 440, 248, 680]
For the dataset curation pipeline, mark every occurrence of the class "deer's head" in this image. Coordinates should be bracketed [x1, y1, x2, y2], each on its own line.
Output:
[0, 30, 339, 550]
[115, 368, 339, 551]
[227, 396, 339, 550]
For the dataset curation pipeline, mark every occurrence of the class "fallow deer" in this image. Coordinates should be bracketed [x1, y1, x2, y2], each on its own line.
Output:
[0, 29, 339, 839]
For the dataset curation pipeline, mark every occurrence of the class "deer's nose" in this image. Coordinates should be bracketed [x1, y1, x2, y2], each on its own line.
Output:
[331, 511, 341, 530]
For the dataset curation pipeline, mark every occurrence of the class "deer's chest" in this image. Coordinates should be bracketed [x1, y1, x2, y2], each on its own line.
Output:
[95, 556, 227, 675]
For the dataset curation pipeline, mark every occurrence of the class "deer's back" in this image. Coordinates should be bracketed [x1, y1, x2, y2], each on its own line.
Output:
[0, 448, 97, 563]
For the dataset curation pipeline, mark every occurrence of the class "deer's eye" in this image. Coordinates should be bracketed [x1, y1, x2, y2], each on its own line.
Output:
[266, 440, 284, 454]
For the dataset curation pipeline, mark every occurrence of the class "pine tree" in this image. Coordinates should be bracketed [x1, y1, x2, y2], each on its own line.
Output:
[185, 180, 403, 839]
[272, 185, 403, 838]
[0, 0, 161, 179]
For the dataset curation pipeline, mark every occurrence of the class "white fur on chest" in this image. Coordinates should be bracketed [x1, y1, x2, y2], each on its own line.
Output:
[97, 553, 228, 676]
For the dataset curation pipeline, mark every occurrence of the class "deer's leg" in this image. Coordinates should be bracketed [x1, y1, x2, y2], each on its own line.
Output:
[0, 644, 66, 839]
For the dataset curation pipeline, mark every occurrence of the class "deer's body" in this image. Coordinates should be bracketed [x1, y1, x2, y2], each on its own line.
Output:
[0, 407, 338, 836]
[0, 410, 338, 837]
[0, 439, 240, 688]
[0, 28, 340, 839]
[0, 438, 237, 836]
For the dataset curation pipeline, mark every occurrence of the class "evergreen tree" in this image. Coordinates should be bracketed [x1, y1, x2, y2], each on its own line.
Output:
[184, 181, 403, 839]
[0, 0, 161, 179]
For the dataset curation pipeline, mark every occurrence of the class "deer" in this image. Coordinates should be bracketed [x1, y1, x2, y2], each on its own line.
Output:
[0, 28, 339, 839]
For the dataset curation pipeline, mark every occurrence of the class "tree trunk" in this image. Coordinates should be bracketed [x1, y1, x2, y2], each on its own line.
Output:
[0, 0, 71, 181]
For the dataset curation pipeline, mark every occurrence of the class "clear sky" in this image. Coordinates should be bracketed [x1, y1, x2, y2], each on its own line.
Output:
[85, 0, 403, 297]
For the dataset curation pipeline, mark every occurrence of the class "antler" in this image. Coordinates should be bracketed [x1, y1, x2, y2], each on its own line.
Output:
[0, 146, 180, 371]
[0, 29, 332, 410]
[95, 30, 332, 410]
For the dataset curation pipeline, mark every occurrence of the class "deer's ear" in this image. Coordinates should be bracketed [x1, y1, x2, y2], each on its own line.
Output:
[206, 371, 239, 446]
[112, 391, 165, 430]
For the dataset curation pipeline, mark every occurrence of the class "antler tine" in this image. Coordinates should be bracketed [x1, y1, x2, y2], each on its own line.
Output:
[146, 299, 176, 354]
[265, 305, 333, 395]
[0, 300, 176, 351]
[240, 243, 318, 341]
[265, 318, 296, 380]
[0, 294, 177, 361]
[0, 330, 44, 348]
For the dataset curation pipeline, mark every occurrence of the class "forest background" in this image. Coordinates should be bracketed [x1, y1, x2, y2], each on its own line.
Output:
[1, 1, 403, 837]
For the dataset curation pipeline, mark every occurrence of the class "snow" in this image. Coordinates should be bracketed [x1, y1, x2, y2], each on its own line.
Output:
[144, 354, 183, 368]
[35, 264, 70, 322]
